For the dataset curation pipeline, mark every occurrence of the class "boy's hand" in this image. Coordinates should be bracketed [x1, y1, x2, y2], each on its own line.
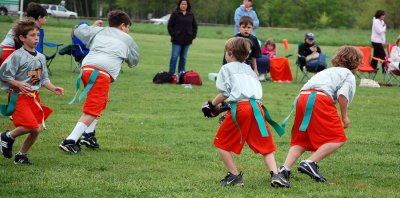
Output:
[53, 87, 64, 96]
[17, 82, 32, 94]
[202, 100, 220, 118]
[342, 116, 350, 128]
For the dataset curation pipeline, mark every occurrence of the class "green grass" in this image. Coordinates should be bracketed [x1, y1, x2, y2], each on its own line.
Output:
[0, 20, 400, 197]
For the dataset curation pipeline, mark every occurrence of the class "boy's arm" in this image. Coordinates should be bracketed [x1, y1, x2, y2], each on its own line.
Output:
[211, 94, 228, 106]
[338, 95, 349, 128]
[252, 57, 259, 76]
[126, 39, 140, 68]
[43, 81, 64, 96]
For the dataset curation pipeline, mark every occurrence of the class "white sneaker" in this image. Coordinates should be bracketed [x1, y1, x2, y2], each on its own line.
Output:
[258, 74, 266, 81]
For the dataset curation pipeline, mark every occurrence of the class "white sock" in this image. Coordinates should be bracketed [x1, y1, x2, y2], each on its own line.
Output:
[305, 159, 314, 163]
[66, 122, 88, 142]
[85, 119, 98, 134]
[6, 132, 15, 140]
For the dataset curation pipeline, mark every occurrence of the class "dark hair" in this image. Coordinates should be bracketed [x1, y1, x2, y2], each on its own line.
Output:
[225, 37, 251, 63]
[375, 10, 385, 19]
[12, 18, 40, 45]
[239, 16, 253, 27]
[108, 10, 132, 27]
[331, 46, 363, 70]
[176, 0, 191, 12]
[264, 39, 276, 50]
[26, 2, 47, 20]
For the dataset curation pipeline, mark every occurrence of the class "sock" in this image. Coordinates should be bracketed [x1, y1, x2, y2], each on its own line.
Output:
[16, 151, 26, 156]
[6, 132, 15, 140]
[84, 119, 98, 134]
[305, 159, 314, 163]
[282, 165, 291, 171]
[66, 122, 88, 142]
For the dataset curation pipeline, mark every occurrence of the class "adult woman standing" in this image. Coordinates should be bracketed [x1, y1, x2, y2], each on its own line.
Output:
[371, 10, 386, 72]
[234, 0, 259, 36]
[167, 0, 198, 75]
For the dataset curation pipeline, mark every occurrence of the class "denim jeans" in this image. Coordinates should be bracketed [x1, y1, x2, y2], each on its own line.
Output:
[307, 52, 327, 72]
[169, 43, 190, 74]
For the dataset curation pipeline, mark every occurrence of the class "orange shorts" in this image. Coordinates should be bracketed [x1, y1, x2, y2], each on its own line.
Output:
[214, 101, 276, 155]
[0, 46, 15, 65]
[291, 91, 347, 151]
[81, 66, 111, 117]
[12, 91, 52, 129]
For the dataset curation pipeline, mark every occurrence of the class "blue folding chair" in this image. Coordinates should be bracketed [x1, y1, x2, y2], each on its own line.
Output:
[37, 29, 63, 75]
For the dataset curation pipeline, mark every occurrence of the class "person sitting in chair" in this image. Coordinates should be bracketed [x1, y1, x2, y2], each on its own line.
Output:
[298, 33, 327, 72]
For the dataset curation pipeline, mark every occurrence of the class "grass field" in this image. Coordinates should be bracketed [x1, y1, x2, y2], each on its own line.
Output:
[0, 20, 400, 197]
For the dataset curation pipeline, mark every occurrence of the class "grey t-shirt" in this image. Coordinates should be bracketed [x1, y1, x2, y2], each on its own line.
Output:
[0, 48, 49, 92]
[74, 24, 140, 81]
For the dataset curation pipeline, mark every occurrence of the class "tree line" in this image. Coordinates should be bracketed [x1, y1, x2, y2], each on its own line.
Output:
[27, 0, 399, 29]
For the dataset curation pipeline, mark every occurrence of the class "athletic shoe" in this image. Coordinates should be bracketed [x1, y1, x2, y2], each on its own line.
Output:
[270, 172, 291, 188]
[298, 160, 327, 182]
[80, 131, 99, 149]
[14, 153, 32, 165]
[278, 165, 292, 181]
[59, 139, 81, 153]
[220, 172, 244, 186]
[0, 131, 14, 159]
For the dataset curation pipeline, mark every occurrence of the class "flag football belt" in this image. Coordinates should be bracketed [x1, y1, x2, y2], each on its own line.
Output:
[69, 67, 110, 105]
[280, 91, 328, 132]
[0, 89, 19, 116]
[230, 98, 285, 144]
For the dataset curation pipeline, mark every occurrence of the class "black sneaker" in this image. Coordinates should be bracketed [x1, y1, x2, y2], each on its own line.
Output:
[270, 172, 291, 188]
[80, 132, 99, 149]
[0, 131, 15, 159]
[298, 160, 327, 182]
[220, 172, 244, 186]
[14, 153, 32, 165]
[278, 165, 292, 181]
[218, 115, 227, 124]
[59, 139, 81, 153]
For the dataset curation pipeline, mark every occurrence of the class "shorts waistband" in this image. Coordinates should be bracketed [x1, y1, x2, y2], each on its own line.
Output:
[82, 66, 110, 78]
[300, 91, 328, 96]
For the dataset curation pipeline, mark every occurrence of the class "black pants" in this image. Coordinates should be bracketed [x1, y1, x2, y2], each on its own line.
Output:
[371, 42, 386, 72]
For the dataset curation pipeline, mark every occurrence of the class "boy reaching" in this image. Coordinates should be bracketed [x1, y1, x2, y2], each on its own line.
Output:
[59, 10, 139, 153]
[202, 37, 289, 188]
[278, 46, 363, 184]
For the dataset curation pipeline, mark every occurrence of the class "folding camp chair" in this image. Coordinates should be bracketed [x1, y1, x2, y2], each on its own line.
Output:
[295, 41, 315, 83]
[37, 29, 63, 75]
[383, 43, 400, 84]
[59, 22, 90, 72]
[356, 46, 378, 80]
[0, 46, 15, 65]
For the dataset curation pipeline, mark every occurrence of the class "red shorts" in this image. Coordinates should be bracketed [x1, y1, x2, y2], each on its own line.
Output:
[291, 91, 347, 151]
[12, 91, 52, 129]
[214, 101, 276, 155]
[81, 66, 111, 117]
[0, 46, 15, 65]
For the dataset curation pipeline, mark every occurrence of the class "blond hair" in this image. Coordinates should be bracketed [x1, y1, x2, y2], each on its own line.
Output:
[224, 37, 251, 63]
[331, 46, 363, 70]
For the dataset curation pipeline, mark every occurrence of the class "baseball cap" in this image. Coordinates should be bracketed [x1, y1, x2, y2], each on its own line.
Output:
[305, 32, 314, 40]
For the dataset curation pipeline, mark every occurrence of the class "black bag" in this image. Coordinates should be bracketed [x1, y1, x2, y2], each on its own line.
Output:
[153, 71, 173, 84]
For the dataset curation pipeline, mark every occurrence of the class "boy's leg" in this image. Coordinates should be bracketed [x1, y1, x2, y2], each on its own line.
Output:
[217, 148, 239, 175]
[18, 128, 40, 154]
[1, 127, 30, 158]
[217, 148, 244, 186]
[59, 114, 96, 153]
[263, 152, 278, 174]
[264, 153, 291, 188]
[307, 142, 345, 163]
[283, 145, 307, 170]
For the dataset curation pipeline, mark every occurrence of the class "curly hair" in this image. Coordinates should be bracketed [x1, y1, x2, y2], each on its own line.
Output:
[12, 18, 40, 45]
[331, 46, 363, 70]
[224, 37, 251, 63]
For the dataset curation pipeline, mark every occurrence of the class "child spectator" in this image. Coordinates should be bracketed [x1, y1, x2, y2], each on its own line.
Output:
[1, 2, 47, 52]
[261, 39, 277, 59]
[278, 46, 363, 184]
[203, 37, 289, 188]
[0, 19, 64, 165]
[223, 16, 261, 76]
[59, 10, 139, 153]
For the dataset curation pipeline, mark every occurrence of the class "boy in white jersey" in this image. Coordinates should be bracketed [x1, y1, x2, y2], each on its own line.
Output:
[59, 10, 140, 153]
[278, 46, 363, 184]
[0, 19, 64, 165]
[202, 37, 289, 188]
